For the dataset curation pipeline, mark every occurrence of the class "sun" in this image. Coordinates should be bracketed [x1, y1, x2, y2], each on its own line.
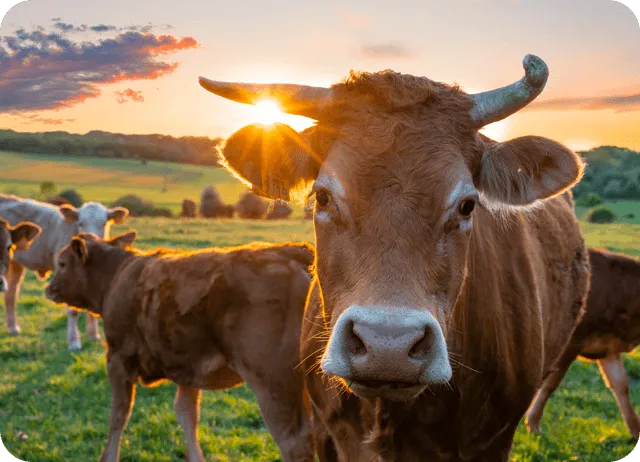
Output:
[252, 99, 283, 126]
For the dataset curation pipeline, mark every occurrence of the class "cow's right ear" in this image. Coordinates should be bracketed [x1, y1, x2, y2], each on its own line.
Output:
[59, 205, 79, 223]
[220, 123, 321, 202]
[70, 237, 87, 264]
[108, 231, 137, 249]
[10, 222, 42, 251]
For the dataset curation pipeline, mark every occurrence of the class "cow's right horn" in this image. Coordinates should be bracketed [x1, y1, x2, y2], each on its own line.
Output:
[469, 54, 549, 128]
[198, 78, 333, 121]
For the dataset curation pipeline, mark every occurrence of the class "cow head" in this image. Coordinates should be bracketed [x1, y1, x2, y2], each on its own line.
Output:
[57, 202, 129, 247]
[46, 231, 137, 308]
[200, 55, 584, 401]
[0, 218, 41, 292]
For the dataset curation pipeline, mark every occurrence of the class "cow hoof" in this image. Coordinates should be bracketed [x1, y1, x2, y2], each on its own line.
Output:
[88, 333, 102, 342]
[8, 326, 21, 336]
[526, 422, 541, 434]
[68, 340, 82, 352]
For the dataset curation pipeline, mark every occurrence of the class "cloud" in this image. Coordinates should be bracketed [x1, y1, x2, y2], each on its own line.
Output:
[14, 113, 76, 125]
[90, 24, 117, 33]
[115, 88, 144, 103]
[529, 93, 640, 112]
[361, 42, 414, 60]
[0, 25, 198, 112]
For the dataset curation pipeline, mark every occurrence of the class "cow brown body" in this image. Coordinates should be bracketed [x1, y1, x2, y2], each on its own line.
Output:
[527, 248, 640, 439]
[46, 234, 315, 462]
[199, 55, 589, 460]
[0, 218, 41, 293]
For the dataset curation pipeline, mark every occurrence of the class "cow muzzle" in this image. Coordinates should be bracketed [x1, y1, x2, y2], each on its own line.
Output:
[0, 276, 7, 292]
[321, 305, 452, 401]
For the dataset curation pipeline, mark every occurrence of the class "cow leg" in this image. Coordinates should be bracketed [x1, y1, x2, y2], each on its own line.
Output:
[100, 354, 136, 462]
[526, 346, 579, 433]
[598, 354, 640, 440]
[4, 260, 25, 335]
[174, 385, 205, 462]
[66, 306, 82, 351]
[86, 313, 102, 341]
[241, 372, 314, 462]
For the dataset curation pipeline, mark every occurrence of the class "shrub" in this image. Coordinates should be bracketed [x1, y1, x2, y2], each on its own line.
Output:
[147, 207, 173, 218]
[236, 192, 268, 219]
[181, 198, 198, 218]
[587, 207, 616, 224]
[575, 193, 601, 208]
[39, 181, 56, 198]
[111, 194, 155, 217]
[58, 189, 84, 207]
[266, 201, 293, 220]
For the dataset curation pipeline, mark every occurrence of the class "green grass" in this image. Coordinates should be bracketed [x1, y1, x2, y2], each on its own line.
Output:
[0, 149, 639, 460]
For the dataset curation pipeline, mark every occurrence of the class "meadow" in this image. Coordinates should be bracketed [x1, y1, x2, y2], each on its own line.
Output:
[0, 150, 639, 461]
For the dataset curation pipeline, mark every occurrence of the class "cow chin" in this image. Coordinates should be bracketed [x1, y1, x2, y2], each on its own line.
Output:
[0, 276, 7, 292]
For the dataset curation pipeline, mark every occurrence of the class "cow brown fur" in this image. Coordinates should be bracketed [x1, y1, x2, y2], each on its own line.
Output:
[214, 68, 590, 461]
[45, 233, 315, 462]
[527, 248, 640, 439]
[0, 218, 41, 293]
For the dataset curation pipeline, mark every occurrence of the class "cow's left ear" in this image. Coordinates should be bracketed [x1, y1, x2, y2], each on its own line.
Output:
[475, 136, 584, 206]
[108, 207, 129, 224]
[108, 231, 137, 249]
[59, 205, 79, 223]
[9, 222, 42, 251]
[70, 237, 88, 265]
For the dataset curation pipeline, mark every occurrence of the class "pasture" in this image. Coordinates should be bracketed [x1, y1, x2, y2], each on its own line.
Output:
[0, 150, 639, 461]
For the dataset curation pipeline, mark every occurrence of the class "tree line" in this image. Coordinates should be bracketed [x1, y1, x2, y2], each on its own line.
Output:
[0, 129, 223, 166]
[573, 146, 640, 202]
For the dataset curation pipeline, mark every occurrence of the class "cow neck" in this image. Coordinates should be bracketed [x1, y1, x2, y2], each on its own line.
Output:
[85, 244, 135, 315]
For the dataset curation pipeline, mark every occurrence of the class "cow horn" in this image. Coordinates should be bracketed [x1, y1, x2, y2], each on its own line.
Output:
[198, 77, 333, 120]
[469, 54, 549, 128]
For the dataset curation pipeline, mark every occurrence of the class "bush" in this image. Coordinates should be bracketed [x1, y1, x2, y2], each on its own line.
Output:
[58, 189, 84, 207]
[266, 201, 293, 220]
[39, 181, 56, 198]
[181, 198, 198, 218]
[587, 207, 617, 224]
[575, 193, 602, 208]
[147, 207, 173, 218]
[111, 195, 154, 217]
[236, 192, 268, 219]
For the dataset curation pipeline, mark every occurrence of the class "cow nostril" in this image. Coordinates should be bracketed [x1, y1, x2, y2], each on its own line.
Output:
[409, 325, 435, 359]
[346, 321, 367, 356]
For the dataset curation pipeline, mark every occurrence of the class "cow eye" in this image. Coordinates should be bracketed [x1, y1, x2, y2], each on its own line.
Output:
[316, 190, 331, 208]
[58, 261, 66, 269]
[458, 199, 476, 218]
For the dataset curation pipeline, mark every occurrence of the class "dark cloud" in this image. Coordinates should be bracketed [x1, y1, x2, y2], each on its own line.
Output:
[361, 42, 414, 60]
[529, 93, 640, 112]
[90, 24, 117, 33]
[54, 22, 78, 32]
[0, 25, 198, 112]
[115, 88, 144, 104]
[14, 113, 76, 125]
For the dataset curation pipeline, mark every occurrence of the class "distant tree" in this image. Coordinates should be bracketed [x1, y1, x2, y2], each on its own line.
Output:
[58, 189, 84, 207]
[39, 181, 56, 198]
[575, 193, 602, 208]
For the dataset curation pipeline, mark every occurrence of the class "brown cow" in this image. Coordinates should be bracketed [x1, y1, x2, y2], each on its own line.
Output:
[199, 54, 590, 461]
[45, 233, 315, 462]
[0, 218, 41, 293]
[527, 248, 640, 439]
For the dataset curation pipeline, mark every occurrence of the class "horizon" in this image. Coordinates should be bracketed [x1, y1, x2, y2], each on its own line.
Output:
[1, 0, 639, 151]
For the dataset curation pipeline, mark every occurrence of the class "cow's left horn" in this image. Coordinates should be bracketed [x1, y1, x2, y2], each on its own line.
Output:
[198, 77, 333, 121]
[469, 54, 549, 128]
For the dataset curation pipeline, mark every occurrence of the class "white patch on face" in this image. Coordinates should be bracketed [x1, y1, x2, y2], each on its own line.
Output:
[446, 181, 477, 209]
[76, 203, 111, 238]
[314, 164, 348, 223]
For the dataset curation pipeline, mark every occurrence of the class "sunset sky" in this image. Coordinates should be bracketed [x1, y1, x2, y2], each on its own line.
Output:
[1, 0, 639, 151]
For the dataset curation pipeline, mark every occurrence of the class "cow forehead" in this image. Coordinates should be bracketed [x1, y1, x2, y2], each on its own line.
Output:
[77, 202, 109, 222]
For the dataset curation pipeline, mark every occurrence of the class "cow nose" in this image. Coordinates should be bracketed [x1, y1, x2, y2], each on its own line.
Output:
[321, 306, 452, 385]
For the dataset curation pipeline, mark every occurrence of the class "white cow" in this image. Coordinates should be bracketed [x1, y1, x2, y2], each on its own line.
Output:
[0, 194, 128, 350]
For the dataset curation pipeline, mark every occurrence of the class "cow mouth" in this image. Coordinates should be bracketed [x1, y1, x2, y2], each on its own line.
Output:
[347, 379, 426, 401]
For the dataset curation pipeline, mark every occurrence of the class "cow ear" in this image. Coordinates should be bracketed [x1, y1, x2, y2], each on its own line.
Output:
[9, 222, 42, 251]
[475, 136, 584, 206]
[70, 237, 88, 264]
[108, 207, 129, 224]
[220, 123, 321, 202]
[109, 231, 137, 249]
[59, 205, 79, 223]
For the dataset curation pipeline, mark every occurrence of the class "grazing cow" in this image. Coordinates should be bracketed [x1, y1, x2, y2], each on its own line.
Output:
[45, 232, 315, 462]
[0, 219, 41, 293]
[527, 248, 640, 439]
[0, 194, 128, 350]
[199, 54, 590, 461]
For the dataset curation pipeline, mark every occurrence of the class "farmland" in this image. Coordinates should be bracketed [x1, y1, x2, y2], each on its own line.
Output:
[0, 150, 639, 461]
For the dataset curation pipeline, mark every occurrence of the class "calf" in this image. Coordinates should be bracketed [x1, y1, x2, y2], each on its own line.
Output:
[0, 194, 128, 350]
[527, 248, 640, 439]
[45, 232, 315, 462]
[0, 218, 41, 292]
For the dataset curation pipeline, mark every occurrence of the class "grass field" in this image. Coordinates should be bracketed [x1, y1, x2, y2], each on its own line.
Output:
[0, 150, 639, 461]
